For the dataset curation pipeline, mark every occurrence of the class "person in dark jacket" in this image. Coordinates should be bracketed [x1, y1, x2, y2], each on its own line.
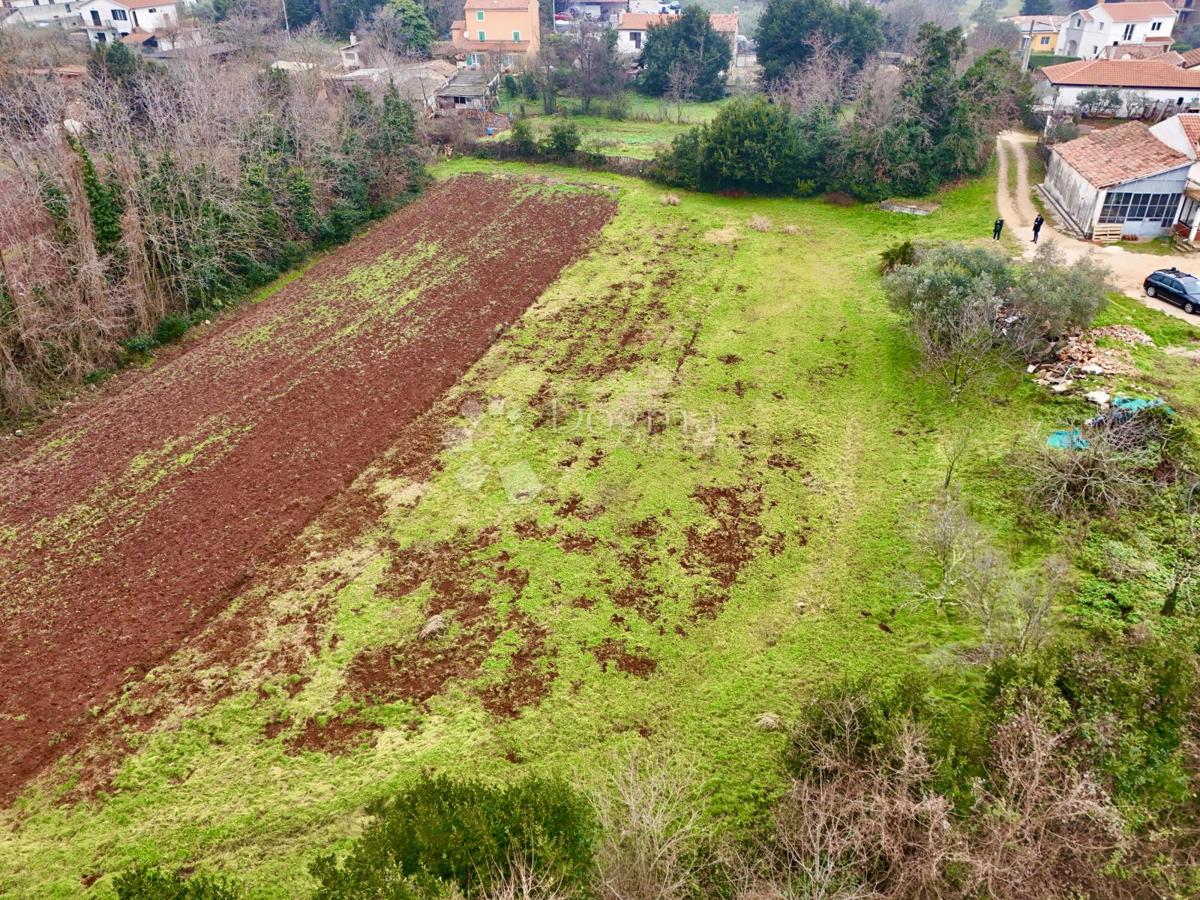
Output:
[993, 217, 1004, 240]
[1032, 214, 1044, 243]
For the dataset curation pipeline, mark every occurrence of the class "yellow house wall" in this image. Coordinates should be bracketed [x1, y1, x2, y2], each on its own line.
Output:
[467, 5, 540, 55]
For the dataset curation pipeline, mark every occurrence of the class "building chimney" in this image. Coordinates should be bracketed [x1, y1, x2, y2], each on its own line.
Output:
[349, 31, 358, 46]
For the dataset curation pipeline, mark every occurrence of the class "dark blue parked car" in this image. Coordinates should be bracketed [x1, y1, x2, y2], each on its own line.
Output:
[1144, 268, 1200, 315]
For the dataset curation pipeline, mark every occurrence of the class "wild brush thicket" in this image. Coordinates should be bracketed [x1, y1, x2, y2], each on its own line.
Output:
[0, 43, 425, 416]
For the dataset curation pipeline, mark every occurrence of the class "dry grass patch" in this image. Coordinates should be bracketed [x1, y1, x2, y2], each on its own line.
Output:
[749, 215, 773, 233]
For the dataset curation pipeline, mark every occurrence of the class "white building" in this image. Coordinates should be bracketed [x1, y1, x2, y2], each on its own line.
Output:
[1041, 120, 1193, 239]
[1036, 58, 1200, 115]
[74, 0, 190, 46]
[615, 12, 674, 55]
[1, 0, 83, 28]
[1057, 1, 1176, 59]
[1149, 112, 1200, 238]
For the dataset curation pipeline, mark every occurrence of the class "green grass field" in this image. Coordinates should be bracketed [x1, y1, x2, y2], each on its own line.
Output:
[3, 159, 1199, 897]
[493, 94, 729, 159]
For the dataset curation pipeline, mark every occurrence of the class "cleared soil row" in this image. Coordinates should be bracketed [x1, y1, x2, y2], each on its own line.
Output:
[0, 175, 616, 802]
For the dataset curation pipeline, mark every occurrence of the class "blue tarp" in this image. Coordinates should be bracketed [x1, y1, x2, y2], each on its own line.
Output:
[1047, 428, 1088, 450]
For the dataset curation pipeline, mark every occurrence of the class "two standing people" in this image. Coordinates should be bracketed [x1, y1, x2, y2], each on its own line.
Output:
[991, 215, 1045, 242]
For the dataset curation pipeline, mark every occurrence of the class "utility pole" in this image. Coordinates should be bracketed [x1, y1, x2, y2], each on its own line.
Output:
[1021, 22, 1035, 71]
[281, 0, 290, 36]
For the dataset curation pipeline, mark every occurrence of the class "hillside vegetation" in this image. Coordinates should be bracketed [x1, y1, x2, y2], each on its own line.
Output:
[4, 155, 1199, 896]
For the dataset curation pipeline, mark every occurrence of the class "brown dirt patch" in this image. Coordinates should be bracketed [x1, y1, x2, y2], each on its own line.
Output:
[285, 713, 382, 755]
[590, 638, 657, 678]
[682, 482, 767, 619]
[0, 175, 615, 801]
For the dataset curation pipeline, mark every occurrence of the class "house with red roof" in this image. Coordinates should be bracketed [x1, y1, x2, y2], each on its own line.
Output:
[1041, 120, 1199, 239]
[75, 0, 194, 48]
[1057, 1, 1176, 59]
[615, 7, 739, 58]
[1036, 58, 1200, 115]
[451, 0, 540, 70]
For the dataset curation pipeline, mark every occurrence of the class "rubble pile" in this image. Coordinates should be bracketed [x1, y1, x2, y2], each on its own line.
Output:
[1030, 326, 1152, 393]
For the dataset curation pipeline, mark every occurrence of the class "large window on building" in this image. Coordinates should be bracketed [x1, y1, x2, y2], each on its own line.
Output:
[1097, 191, 1181, 225]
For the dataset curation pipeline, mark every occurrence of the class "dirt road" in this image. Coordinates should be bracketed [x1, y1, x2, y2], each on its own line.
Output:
[996, 131, 1197, 323]
[0, 175, 616, 802]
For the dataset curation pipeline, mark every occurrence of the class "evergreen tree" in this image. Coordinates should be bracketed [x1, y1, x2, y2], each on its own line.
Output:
[637, 5, 732, 101]
[384, 0, 435, 55]
[1020, 0, 1053, 15]
[756, 0, 882, 84]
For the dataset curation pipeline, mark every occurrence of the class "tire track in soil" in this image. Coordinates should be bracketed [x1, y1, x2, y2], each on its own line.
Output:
[0, 175, 616, 803]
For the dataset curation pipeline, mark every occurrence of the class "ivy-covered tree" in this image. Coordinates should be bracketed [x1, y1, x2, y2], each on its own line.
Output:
[637, 5, 732, 101]
[756, 0, 882, 84]
[70, 139, 125, 260]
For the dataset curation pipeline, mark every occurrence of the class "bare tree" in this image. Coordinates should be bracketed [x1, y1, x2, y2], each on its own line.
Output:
[964, 706, 1126, 899]
[772, 33, 857, 116]
[664, 59, 700, 124]
[590, 751, 706, 900]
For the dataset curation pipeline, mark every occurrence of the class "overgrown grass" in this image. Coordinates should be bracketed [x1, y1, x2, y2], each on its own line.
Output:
[492, 93, 729, 159]
[3, 158, 1198, 897]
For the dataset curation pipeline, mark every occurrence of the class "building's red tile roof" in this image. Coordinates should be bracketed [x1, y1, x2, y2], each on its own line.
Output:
[1041, 58, 1200, 88]
[709, 11, 739, 33]
[1052, 121, 1190, 188]
[1180, 47, 1200, 68]
[617, 12, 676, 30]
[1177, 112, 1200, 149]
[463, 0, 533, 9]
[1094, 0, 1175, 21]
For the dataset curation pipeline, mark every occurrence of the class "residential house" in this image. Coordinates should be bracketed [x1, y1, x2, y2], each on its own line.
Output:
[1149, 112, 1200, 237]
[329, 59, 458, 109]
[1099, 42, 1183, 61]
[1005, 14, 1066, 55]
[451, 0, 540, 70]
[615, 12, 674, 55]
[709, 6, 738, 57]
[1057, 2, 1176, 59]
[435, 67, 498, 111]
[615, 8, 738, 57]
[1040, 120, 1192, 239]
[1036, 58, 1200, 114]
[75, 0, 191, 46]
[1, 0, 82, 29]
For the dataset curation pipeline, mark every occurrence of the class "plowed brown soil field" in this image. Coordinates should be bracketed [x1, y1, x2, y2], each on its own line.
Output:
[0, 175, 616, 801]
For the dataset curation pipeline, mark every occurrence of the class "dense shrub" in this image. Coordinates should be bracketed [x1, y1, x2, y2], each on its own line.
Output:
[879, 239, 916, 273]
[697, 96, 804, 194]
[310, 774, 597, 898]
[509, 118, 538, 155]
[986, 635, 1196, 811]
[114, 865, 240, 899]
[883, 242, 1108, 398]
[543, 120, 583, 157]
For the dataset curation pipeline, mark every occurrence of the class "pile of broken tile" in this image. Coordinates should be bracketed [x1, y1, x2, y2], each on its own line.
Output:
[1029, 325, 1153, 395]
